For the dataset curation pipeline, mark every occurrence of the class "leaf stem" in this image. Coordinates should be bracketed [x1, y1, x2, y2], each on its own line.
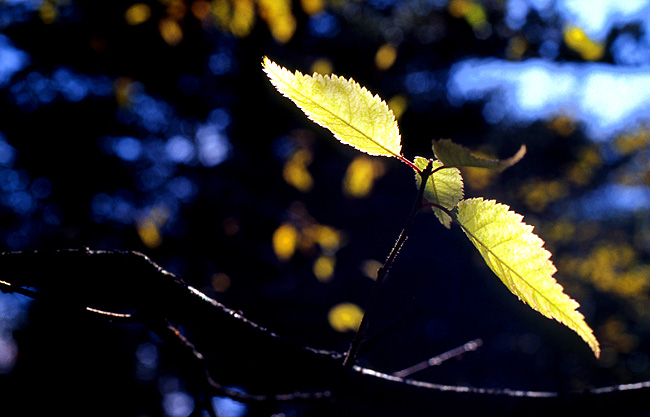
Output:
[398, 155, 421, 173]
[342, 159, 434, 369]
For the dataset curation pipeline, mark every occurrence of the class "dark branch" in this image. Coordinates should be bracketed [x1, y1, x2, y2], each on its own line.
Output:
[1, 249, 649, 416]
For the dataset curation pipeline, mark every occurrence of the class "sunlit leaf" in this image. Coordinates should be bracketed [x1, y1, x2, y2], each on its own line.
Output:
[432, 139, 526, 171]
[414, 156, 463, 228]
[263, 57, 402, 158]
[456, 198, 600, 357]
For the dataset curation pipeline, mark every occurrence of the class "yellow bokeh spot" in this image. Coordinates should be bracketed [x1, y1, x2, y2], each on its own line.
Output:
[328, 302, 364, 332]
[387, 94, 408, 120]
[159, 18, 184, 46]
[313, 255, 336, 282]
[283, 148, 314, 192]
[307, 224, 342, 252]
[211, 273, 231, 292]
[563, 25, 604, 61]
[360, 259, 382, 280]
[565, 146, 601, 186]
[167, 0, 187, 20]
[600, 318, 638, 354]
[342, 156, 386, 198]
[272, 223, 299, 261]
[39, 2, 57, 24]
[300, 0, 324, 15]
[137, 206, 169, 249]
[448, 0, 487, 29]
[462, 166, 496, 190]
[375, 44, 398, 71]
[506, 35, 528, 60]
[114, 77, 135, 107]
[546, 114, 577, 136]
[519, 179, 569, 212]
[191, 0, 212, 20]
[221, 0, 255, 38]
[125, 3, 152, 25]
[257, 0, 296, 43]
[615, 127, 650, 155]
[137, 220, 162, 249]
[310, 57, 333, 76]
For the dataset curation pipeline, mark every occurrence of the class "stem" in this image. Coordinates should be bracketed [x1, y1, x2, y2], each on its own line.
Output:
[397, 155, 420, 173]
[342, 159, 434, 369]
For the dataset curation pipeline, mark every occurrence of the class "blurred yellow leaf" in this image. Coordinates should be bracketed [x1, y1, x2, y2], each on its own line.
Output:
[159, 18, 183, 45]
[191, 0, 212, 20]
[211, 272, 231, 292]
[387, 94, 408, 120]
[301, 0, 324, 15]
[375, 44, 398, 70]
[257, 0, 296, 43]
[310, 57, 333, 76]
[39, 2, 57, 24]
[564, 25, 604, 61]
[125, 3, 152, 25]
[138, 220, 163, 249]
[272, 223, 299, 261]
[328, 302, 364, 332]
[360, 259, 382, 280]
[137, 206, 169, 249]
[283, 148, 314, 192]
[342, 156, 385, 198]
[313, 255, 336, 282]
[167, 0, 187, 20]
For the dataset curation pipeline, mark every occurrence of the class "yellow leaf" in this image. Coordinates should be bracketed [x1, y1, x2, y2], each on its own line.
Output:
[262, 57, 402, 158]
[457, 198, 600, 357]
[414, 156, 463, 228]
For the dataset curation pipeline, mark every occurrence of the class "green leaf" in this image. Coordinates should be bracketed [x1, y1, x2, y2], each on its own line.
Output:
[433, 139, 526, 171]
[262, 57, 402, 158]
[414, 156, 463, 228]
[456, 198, 600, 357]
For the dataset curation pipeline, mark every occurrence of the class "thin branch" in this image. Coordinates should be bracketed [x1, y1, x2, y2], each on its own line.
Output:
[342, 160, 434, 369]
[393, 338, 483, 378]
[157, 320, 332, 404]
[3, 249, 650, 416]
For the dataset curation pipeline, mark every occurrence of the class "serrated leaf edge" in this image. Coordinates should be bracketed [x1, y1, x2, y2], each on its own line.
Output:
[457, 198, 600, 357]
[263, 57, 402, 158]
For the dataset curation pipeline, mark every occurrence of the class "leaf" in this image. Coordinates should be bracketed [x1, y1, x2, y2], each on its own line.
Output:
[414, 156, 463, 228]
[433, 139, 526, 171]
[456, 198, 600, 357]
[262, 57, 402, 158]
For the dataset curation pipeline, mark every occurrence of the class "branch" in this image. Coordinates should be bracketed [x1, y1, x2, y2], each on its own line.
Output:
[343, 159, 434, 368]
[1, 249, 649, 416]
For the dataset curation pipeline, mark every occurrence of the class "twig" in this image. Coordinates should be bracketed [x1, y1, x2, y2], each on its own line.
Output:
[393, 338, 483, 378]
[342, 159, 434, 368]
[157, 320, 332, 404]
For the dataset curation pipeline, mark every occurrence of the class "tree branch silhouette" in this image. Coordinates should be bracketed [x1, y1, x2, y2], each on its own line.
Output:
[1, 249, 649, 416]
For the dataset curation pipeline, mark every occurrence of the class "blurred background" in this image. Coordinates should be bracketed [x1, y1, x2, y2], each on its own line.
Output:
[1, 0, 650, 415]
